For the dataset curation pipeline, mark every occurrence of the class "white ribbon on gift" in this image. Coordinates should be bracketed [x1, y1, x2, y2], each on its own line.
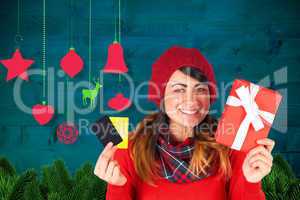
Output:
[226, 83, 275, 150]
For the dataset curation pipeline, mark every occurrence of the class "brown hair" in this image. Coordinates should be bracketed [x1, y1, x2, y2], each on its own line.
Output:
[129, 112, 232, 186]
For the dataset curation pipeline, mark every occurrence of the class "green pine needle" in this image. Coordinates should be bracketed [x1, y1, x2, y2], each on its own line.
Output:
[262, 154, 300, 200]
[0, 172, 18, 200]
[24, 179, 43, 200]
[0, 157, 16, 177]
[7, 169, 37, 200]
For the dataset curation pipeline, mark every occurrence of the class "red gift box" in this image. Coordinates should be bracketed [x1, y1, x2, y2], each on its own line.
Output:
[215, 79, 282, 152]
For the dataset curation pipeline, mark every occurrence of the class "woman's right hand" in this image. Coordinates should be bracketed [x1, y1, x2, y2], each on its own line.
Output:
[94, 142, 127, 186]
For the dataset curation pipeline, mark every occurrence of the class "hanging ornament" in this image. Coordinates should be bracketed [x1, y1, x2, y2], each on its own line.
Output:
[108, 93, 131, 111]
[57, 81, 79, 144]
[32, 102, 55, 125]
[32, 0, 55, 126]
[82, 79, 103, 108]
[55, 1, 81, 144]
[103, 0, 128, 74]
[60, 0, 84, 78]
[60, 48, 84, 78]
[103, 0, 131, 111]
[0, 49, 34, 81]
[0, 0, 34, 81]
[56, 122, 79, 144]
[103, 42, 128, 74]
[81, 0, 103, 108]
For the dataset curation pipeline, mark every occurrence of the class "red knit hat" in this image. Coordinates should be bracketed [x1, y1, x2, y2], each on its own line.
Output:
[148, 45, 217, 108]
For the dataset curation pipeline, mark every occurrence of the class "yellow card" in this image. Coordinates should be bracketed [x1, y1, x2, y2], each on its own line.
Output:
[109, 117, 129, 149]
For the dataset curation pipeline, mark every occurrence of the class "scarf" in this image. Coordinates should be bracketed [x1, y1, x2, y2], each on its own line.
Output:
[156, 132, 217, 183]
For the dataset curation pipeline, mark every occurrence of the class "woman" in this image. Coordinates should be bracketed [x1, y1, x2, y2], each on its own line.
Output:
[94, 46, 274, 200]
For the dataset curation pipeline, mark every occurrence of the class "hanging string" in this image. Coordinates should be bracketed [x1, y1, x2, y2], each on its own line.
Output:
[118, 0, 121, 43]
[69, 0, 74, 48]
[66, 77, 69, 119]
[118, 0, 122, 82]
[88, 0, 92, 88]
[67, 0, 72, 118]
[113, 0, 121, 43]
[15, 0, 23, 47]
[17, 0, 20, 36]
[114, 0, 117, 42]
[42, 0, 47, 104]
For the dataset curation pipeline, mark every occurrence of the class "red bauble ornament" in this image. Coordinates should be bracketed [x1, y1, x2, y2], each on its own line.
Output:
[56, 123, 79, 144]
[108, 93, 131, 111]
[103, 42, 128, 73]
[60, 48, 84, 78]
[0, 48, 34, 81]
[32, 104, 54, 125]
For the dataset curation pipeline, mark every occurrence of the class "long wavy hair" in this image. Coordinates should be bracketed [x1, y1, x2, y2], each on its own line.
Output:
[129, 66, 232, 185]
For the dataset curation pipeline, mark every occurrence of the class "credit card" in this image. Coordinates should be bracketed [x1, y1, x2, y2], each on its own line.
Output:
[91, 115, 123, 146]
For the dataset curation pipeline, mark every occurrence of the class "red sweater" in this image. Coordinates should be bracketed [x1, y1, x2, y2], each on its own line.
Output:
[106, 142, 266, 200]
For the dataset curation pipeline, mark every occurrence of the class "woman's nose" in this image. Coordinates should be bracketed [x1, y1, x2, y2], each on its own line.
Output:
[184, 91, 197, 104]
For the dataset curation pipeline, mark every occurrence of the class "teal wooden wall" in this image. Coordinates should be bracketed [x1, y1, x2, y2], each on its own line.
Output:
[0, 0, 299, 177]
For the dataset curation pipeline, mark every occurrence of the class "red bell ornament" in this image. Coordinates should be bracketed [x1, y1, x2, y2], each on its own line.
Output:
[60, 48, 84, 78]
[103, 41, 128, 74]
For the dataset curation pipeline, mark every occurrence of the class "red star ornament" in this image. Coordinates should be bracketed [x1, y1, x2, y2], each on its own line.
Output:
[0, 49, 34, 81]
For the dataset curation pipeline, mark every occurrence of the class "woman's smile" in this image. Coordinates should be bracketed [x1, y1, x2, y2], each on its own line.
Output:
[179, 108, 199, 115]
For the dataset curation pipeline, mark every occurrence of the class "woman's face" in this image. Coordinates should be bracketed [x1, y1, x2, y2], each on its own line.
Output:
[164, 70, 210, 128]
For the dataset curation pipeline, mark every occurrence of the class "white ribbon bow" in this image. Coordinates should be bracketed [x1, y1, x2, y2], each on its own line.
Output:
[226, 83, 275, 150]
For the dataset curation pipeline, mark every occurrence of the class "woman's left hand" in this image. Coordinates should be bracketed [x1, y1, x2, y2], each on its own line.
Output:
[242, 138, 275, 183]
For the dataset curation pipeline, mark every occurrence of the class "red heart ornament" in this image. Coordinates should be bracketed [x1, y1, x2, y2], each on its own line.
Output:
[32, 104, 55, 125]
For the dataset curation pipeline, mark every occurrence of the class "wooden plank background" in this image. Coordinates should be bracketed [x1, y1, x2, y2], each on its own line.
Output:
[0, 0, 299, 177]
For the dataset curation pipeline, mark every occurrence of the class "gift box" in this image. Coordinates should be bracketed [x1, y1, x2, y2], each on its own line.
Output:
[215, 79, 282, 152]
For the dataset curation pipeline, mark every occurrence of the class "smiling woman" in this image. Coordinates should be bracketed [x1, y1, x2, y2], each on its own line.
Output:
[94, 46, 270, 200]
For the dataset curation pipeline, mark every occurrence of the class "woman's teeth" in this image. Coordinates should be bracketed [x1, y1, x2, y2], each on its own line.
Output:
[179, 109, 198, 115]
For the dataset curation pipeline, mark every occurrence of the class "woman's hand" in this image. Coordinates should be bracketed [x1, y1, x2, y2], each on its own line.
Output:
[94, 142, 127, 186]
[242, 138, 275, 183]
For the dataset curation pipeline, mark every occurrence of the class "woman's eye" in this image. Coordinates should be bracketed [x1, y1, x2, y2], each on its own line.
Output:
[173, 88, 185, 93]
[195, 87, 208, 93]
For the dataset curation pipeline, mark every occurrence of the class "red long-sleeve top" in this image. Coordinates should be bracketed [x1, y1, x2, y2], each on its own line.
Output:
[106, 141, 266, 200]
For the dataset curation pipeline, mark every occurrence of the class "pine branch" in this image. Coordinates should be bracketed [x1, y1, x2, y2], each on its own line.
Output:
[24, 179, 43, 200]
[7, 169, 37, 200]
[0, 157, 16, 177]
